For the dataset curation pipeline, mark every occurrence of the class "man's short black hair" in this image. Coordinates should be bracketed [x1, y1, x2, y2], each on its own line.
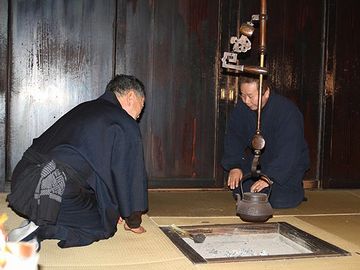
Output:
[239, 74, 271, 92]
[106, 74, 145, 98]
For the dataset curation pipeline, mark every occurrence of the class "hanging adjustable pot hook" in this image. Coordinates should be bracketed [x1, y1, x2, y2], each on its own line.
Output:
[222, 0, 274, 222]
[221, 0, 272, 183]
[249, 0, 270, 183]
[248, 0, 274, 185]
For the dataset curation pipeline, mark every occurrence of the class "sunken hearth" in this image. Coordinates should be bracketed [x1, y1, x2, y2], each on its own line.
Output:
[160, 222, 350, 264]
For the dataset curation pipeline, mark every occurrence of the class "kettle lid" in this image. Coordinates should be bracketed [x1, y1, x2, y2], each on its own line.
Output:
[243, 192, 268, 202]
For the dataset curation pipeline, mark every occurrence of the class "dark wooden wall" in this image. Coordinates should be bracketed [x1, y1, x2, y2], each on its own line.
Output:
[115, 0, 221, 188]
[1, 0, 223, 189]
[7, 0, 115, 184]
[267, 0, 324, 184]
[322, 0, 360, 188]
[0, 0, 8, 191]
[0, 0, 359, 191]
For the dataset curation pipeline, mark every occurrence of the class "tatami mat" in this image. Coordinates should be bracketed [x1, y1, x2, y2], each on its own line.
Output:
[148, 190, 236, 216]
[275, 189, 360, 216]
[297, 215, 360, 247]
[148, 189, 360, 216]
[38, 215, 193, 270]
[2, 190, 360, 270]
[0, 193, 192, 270]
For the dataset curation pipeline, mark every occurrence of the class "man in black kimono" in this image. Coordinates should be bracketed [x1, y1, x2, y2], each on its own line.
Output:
[222, 76, 310, 208]
[6, 74, 148, 248]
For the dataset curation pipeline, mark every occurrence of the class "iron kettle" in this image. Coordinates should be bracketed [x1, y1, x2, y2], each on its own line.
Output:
[236, 174, 273, 222]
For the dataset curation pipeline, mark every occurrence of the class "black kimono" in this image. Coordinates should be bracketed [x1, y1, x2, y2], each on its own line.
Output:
[222, 91, 310, 208]
[7, 91, 148, 247]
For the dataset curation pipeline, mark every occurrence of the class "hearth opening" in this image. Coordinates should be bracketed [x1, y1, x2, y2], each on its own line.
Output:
[160, 222, 350, 264]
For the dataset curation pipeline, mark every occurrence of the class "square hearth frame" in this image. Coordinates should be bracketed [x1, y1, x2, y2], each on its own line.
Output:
[160, 222, 350, 264]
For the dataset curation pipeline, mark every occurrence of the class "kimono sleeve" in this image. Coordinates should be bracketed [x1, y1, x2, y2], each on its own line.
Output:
[110, 124, 148, 218]
[262, 110, 309, 186]
[221, 105, 252, 174]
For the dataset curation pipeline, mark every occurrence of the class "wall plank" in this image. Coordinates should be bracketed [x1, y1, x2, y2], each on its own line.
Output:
[322, 0, 360, 187]
[8, 0, 115, 175]
[0, 0, 8, 190]
[116, 0, 221, 187]
[268, 0, 324, 182]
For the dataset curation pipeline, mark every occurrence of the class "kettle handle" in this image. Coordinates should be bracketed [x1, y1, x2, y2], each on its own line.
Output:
[240, 173, 273, 198]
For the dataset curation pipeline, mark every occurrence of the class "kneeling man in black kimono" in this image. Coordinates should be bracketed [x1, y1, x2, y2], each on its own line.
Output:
[6, 74, 148, 249]
[222, 75, 310, 209]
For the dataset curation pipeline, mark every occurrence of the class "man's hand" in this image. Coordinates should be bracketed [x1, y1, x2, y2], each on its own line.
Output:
[250, 177, 270, 193]
[124, 223, 146, 234]
[227, 168, 243, 189]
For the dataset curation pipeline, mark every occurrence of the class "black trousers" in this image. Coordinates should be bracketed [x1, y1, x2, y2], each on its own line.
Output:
[37, 178, 107, 248]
